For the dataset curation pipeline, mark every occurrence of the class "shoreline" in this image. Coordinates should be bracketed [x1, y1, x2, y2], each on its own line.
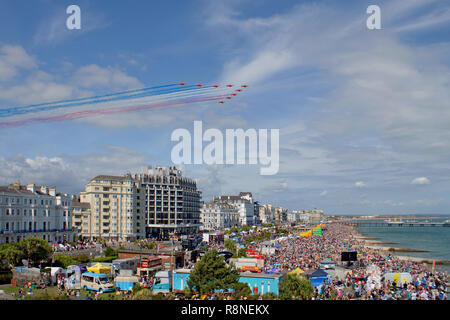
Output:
[352, 226, 450, 267]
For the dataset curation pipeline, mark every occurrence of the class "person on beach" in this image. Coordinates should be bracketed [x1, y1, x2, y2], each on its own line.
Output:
[245, 222, 448, 300]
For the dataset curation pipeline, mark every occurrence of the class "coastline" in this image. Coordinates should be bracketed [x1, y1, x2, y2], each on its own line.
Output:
[352, 225, 450, 267]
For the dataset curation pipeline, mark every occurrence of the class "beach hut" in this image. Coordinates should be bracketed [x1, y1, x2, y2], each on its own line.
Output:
[307, 269, 330, 288]
[115, 275, 139, 292]
[87, 263, 111, 275]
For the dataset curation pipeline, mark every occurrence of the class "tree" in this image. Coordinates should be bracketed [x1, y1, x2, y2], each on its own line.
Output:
[224, 239, 237, 255]
[75, 254, 89, 263]
[0, 243, 24, 268]
[144, 240, 156, 250]
[279, 274, 314, 300]
[262, 292, 277, 300]
[231, 282, 252, 299]
[53, 254, 79, 268]
[237, 248, 247, 258]
[104, 246, 118, 257]
[187, 249, 240, 294]
[18, 238, 51, 265]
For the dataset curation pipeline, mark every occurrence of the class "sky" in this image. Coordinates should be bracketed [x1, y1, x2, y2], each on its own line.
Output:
[0, 0, 449, 215]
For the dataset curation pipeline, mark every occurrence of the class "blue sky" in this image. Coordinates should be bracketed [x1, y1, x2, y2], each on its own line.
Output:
[0, 0, 449, 215]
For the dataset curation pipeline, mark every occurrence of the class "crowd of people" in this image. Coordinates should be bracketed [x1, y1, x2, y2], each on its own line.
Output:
[51, 241, 102, 253]
[252, 223, 448, 300]
[7, 223, 449, 300]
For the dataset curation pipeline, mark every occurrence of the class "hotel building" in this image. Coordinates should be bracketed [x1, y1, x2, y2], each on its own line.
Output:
[134, 166, 202, 238]
[79, 174, 146, 241]
[0, 182, 75, 244]
[200, 201, 240, 231]
[214, 192, 256, 226]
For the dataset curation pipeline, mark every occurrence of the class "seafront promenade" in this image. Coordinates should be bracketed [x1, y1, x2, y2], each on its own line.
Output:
[1, 222, 448, 300]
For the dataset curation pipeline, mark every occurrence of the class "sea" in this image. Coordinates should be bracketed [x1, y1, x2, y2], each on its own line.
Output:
[355, 215, 450, 273]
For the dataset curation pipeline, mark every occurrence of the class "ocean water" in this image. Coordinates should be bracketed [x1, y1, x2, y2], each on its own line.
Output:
[356, 216, 450, 273]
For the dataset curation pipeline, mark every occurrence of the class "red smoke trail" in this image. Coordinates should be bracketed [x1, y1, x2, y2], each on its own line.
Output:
[0, 96, 223, 128]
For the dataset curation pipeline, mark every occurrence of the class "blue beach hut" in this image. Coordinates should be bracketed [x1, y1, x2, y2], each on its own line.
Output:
[307, 269, 330, 288]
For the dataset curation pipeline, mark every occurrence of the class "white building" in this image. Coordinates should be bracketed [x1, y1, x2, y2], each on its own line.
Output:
[260, 204, 276, 224]
[291, 209, 324, 224]
[214, 193, 255, 226]
[200, 202, 239, 231]
[79, 174, 146, 241]
[288, 211, 304, 223]
[0, 182, 76, 244]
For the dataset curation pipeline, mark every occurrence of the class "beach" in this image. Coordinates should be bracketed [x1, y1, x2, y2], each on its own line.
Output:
[354, 228, 450, 269]
[252, 222, 449, 300]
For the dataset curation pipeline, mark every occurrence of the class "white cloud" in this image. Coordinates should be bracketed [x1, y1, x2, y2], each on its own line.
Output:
[0, 145, 152, 194]
[320, 190, 328, 196]
[355, 181, 367, 188]
[72, 64, 142, 90]
[0, 71, 75, 105]
[0, 44, 143, 110]
[221, 50, 295, 84]
[411, 177, 430, 185]
[0, 45, 37, 82]
[205, 1, 450, 201]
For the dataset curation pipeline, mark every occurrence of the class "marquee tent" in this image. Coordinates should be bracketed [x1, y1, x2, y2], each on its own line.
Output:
[87, 263, 111, 275]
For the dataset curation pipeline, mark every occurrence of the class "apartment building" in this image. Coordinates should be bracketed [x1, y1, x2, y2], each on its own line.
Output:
[72, 198, 91, 239]
[79, 174, 146, 241]
[214, 192, 256, 226]
[0, 182, 75, 244]
[200, 201, 240, 231]
[260, 204, 276, 224]
[134, 166, 202, 238]
[274, 206, 288, 223]
[290, 209, 324, 224]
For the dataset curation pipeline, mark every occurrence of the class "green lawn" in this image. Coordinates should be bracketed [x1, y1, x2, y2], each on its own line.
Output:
[2, 284, 139, 300]
[2, 285, 68, 300]
[2, 284, 158, 300]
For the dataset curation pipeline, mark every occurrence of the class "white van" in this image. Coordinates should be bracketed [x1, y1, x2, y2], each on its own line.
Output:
[81, 272, 115, 293]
